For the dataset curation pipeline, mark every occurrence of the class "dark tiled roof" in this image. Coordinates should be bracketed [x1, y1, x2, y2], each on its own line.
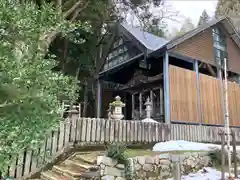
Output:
[121, 23, 169, 51]
[116, 17, 240, 62]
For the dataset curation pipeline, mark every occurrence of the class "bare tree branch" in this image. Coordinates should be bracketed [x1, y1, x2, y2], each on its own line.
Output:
[63, 0, 89, 18]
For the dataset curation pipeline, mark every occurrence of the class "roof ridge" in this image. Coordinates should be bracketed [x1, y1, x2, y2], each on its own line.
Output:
[120, 23, 168, 51]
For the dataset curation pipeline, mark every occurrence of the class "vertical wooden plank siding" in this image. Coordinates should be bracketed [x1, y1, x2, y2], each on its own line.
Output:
[169, 65, 200, 123]
[199, 73, 224, 125]
[169, 65, 240, 125]
[227, 82, 240, 126]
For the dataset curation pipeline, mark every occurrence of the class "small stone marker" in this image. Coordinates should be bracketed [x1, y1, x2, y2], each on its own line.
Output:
[171, 154, 181, 180]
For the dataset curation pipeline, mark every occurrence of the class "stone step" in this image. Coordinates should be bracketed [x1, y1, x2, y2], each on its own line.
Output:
[41, 170, 69, 180]
[65, 159, 99, 171]
[74, 154, 98, 165]
[52, 163, 85, 177]
[80, 170, 100, 179]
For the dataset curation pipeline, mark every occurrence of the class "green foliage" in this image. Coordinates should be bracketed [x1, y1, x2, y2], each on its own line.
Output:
[209, 149, 239, 167]
[105, 143, 132, 179]
[215, 0, 240, 18]
[105, 143, 128, 164]
[0, 0, 89, 172]
[208, 150, 222, 166]
[215, 0, 240, 33]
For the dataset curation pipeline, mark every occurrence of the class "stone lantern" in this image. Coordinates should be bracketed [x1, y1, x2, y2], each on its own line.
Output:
[142, 97, 158, 123]
[109, 96, 125, 120]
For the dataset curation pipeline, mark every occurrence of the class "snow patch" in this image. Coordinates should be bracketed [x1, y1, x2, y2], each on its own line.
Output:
[142, 118, 159, 123]
[153, 140, 220, 152]
[167, 167, 239, 180]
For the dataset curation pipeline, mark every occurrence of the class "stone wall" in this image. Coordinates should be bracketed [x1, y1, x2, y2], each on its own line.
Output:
[97, 152, 212, 180]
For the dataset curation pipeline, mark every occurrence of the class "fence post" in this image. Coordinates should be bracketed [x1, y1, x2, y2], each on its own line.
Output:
[220, 130, 225, 180]
[171, 155, 181, 180]
[231, 130, 237, 178]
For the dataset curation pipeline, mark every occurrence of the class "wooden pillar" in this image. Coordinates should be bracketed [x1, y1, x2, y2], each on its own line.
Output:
[97, 80, 102, 118]
[194, 60, 202, 124]
[160, 87, 163, 116]
[163, 52, 170, 124]
[124, 93, 127, 119]
[139, 93, 142, 118]
[150, 90, 153, 116]
[131, 94, 135, 119]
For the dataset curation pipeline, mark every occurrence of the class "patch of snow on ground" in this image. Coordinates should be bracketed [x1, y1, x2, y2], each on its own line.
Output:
[141, 118, 158, 123]
[167, 167, 240, 180]
[153, 140, 220, 152]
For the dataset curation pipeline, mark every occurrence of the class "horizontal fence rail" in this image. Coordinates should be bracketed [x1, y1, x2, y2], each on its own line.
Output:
[7, 117, 240, 179]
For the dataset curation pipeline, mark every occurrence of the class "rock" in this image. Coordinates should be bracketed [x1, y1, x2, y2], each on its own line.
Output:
[154, 156, 159, 164]
[116, 164, 125, 170]
[160, 159, 171, 165]
[132, 157, 138, 164]
[134, 163, 142, 170]
[100, 163, 106, 170]
[97, 156, 118, 167]
[145, 157, 155, 164]
[159, 170, 170, 179]
[186, 158, 195, 168]
[100, 169, 105, 176]
[159, 154, 169, 160]
[202, 156, 211, 166]
[104, 166, 124, 177]
[202, 168, 208, 174]
[137, 156, 146, 165]
[143, 164, 153, 171]
[160, 165, 170, 172]
[115, 177, 126, 180]
[170, 154, 180, 162]
[101, 175, 115, 180]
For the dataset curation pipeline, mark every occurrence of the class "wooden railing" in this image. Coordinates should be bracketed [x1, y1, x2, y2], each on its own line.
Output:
[7, 117, 240, 179]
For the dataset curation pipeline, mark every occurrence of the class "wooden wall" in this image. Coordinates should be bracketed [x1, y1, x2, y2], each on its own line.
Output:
[228, 82, 240, 126]
[199, 73, 224, 125]
[169, 65, 240, 126]
[169, 65, 200, 123]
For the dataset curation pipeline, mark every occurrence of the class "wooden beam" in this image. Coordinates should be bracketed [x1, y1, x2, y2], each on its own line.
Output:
[168, 51, 194, 64]
[198, 62, 204, 68]
[206, 64, 217, 77]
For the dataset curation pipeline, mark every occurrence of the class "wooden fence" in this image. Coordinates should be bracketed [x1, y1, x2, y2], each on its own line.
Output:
[8, 117, 240, 179]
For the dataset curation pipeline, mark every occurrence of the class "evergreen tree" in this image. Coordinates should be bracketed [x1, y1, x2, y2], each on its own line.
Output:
[198, 10, 210, 26]
[178, 18, 195, 35]
[215, 0, 240, 32]
[215, 0, 240, 18]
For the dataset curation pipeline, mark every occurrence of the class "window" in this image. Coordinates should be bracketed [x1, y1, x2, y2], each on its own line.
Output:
[212, 27, 228, 68]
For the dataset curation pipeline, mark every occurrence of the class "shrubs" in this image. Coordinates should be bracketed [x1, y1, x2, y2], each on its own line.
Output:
[105, 143, 128, 164]
[105, 143, 132, 179]
[208, 149, 239, 166]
